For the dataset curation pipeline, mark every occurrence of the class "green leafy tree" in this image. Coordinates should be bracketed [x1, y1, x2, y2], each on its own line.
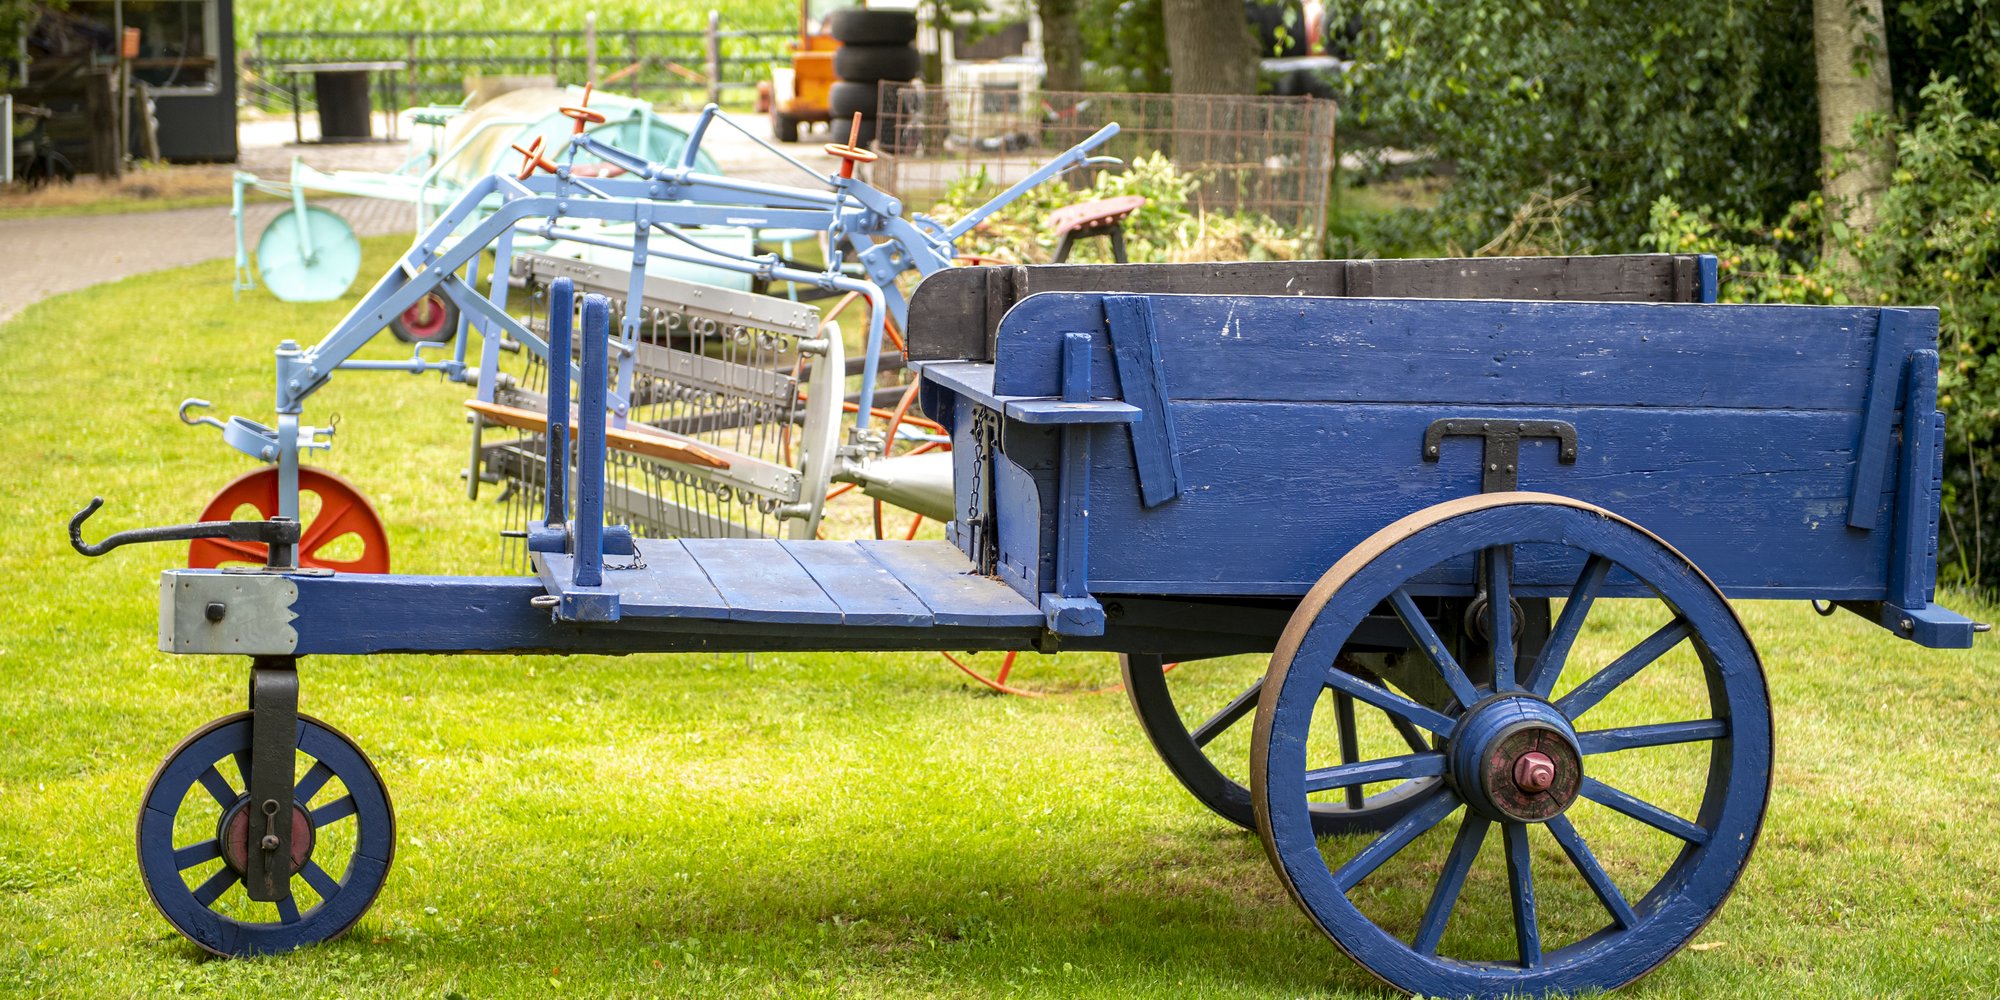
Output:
[1326, 0, 1821, 251]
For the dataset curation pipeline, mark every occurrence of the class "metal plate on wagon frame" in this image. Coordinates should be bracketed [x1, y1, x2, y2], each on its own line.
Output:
[159, 571, 300, 655]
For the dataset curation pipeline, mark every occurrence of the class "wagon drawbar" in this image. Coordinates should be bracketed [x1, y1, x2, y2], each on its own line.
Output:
[73, 254, 1985, 997]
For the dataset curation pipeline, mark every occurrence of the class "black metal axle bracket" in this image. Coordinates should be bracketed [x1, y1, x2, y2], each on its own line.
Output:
[244, 657, 301, 903]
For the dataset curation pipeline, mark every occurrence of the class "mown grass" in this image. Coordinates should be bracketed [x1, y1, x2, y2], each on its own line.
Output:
[1, 239, 1997, 998]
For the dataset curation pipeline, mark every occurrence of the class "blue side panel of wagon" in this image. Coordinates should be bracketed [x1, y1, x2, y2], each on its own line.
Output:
[921, 291, 1967, 646]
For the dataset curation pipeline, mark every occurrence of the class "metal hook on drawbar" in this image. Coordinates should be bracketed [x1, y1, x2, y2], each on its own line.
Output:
[69, 497, 300, 561]
[178, 398, 227, 432]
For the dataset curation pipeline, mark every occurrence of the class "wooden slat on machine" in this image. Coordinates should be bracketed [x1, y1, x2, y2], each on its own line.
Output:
[904, 253, 1712, 362]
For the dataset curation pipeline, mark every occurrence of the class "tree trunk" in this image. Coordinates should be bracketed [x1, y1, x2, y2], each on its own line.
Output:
[1162, 0, 1260, 95]
[1813, 0, 1894, 253]
[1037, 0, 1085, 94]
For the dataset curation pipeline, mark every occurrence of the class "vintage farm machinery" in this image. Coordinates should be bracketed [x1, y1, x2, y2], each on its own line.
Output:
[184, 101, 1120, 572]
[73, 233, 1988, 994]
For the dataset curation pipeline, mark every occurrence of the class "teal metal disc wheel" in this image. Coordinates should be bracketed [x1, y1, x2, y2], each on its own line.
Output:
[1250, 493, 1772, 998]
[256, 206, 362, 303]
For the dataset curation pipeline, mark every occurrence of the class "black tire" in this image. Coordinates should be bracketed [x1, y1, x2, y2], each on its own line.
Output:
[831, 114, 878, 150]
[1245, 0, 1308, 58]
[772, 110, 800, 143]
[834, 44, 921, 83]
[827, 9, 919, 46]
[828, 80, 882, 119]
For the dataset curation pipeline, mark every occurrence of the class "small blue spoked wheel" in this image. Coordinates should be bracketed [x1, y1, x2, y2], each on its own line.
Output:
[1251, 493, 1772, 998]
[136, 712, 395, 956]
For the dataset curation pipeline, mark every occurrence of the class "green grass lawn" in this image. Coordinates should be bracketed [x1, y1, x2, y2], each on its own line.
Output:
[1, 240, 1997, 997]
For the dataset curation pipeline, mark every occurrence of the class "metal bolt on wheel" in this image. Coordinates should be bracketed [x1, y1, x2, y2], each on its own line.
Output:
[136, 712, 395, 957]
[1250, 494, 1772, 998]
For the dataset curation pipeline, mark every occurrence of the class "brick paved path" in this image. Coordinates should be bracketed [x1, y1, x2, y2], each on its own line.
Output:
[0, 197, 410, 323]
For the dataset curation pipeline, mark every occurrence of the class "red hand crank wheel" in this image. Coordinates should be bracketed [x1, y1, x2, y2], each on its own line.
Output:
[512, 135, 557, 180]
[560, 82, 608, 134]
[188, 467, 391, 574]
[823, 113, 878, 178]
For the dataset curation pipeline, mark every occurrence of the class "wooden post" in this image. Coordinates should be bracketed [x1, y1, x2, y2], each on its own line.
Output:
[406, 33, 420, 109]
[84, 71, 119, 179]
[705, 11, 722, 106]
[627, 32, 641, 99]
[585, 13, 600, 86]
[550, 32, 561, 85]
[134, 82, 161, 162]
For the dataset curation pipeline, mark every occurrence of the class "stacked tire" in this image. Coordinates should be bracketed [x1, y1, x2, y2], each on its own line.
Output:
[827, 9, 920, 151]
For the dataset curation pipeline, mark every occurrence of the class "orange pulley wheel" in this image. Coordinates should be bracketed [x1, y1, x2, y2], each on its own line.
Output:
[188, 467, 391, 574]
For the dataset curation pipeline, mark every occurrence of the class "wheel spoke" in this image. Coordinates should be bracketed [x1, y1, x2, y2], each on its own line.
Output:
[1503, 822, 1540, 968]
[300, 859, 342, 899]
[1546, 814, 1638, 929]
[1388, 589, 1480, 707]
[1525, 554, 1613, 696]
[190, 867, 238, 908]
[275, 892, 302, 924]
[1334, 694, 1364, 809]
[310, 795, 358, 827]
[1413, 811, 1490, 955]
[1555, 618, 1691, 721]
[1484, 545, 1517, 691]
[1390, 714, 1432, 753]
[173, 840, 223, 871]
[294, 761, 335, 806]
[1303, 751, 1447, 794]
[1190, 679, 1262, 749]
[1577, 718, 1728, 756]
[197, 765, 238, 808]
[1579, 776, 1709, 844]
[1322, 666, 1457, 737]
[233, 749, 253, 787]
[1330, 789, 1459, 891]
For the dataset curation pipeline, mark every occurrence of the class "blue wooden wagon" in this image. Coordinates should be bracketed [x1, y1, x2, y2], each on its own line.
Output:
[73, 255, 1984, 997]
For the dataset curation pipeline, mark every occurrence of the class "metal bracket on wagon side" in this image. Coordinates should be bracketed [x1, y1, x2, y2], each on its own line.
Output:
[159, 572, 301, 655]
[1423, 418, 1579, 493]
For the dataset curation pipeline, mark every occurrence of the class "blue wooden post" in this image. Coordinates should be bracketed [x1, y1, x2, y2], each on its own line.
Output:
[544, 278, 573, 529]
[573, 293, 611, 589]
[1041, 331, 1105, 635]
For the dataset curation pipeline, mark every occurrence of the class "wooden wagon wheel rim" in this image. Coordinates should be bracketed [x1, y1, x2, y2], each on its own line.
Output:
[1249, 492, 1772, 997]
[1119, 652, 1437, 835]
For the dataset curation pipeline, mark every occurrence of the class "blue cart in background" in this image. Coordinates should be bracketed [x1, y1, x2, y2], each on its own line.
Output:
[73, 253, 1984, 998]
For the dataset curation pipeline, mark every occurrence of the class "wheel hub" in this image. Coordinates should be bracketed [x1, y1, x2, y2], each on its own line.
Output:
[217, 798, 315, 877]
[1448, 696, 1581, 823]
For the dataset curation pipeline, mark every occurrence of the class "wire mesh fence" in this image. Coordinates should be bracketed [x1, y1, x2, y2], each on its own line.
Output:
[873, 87, 1338, 247]
[243, 26, 790, 113]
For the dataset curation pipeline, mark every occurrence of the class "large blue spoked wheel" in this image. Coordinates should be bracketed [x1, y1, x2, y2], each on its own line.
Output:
[136, 713, 395, 956]
[1251, 493, 1771, 998]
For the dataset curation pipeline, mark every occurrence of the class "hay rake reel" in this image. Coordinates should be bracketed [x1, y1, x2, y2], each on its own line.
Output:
[182, 101, 1123, 571]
